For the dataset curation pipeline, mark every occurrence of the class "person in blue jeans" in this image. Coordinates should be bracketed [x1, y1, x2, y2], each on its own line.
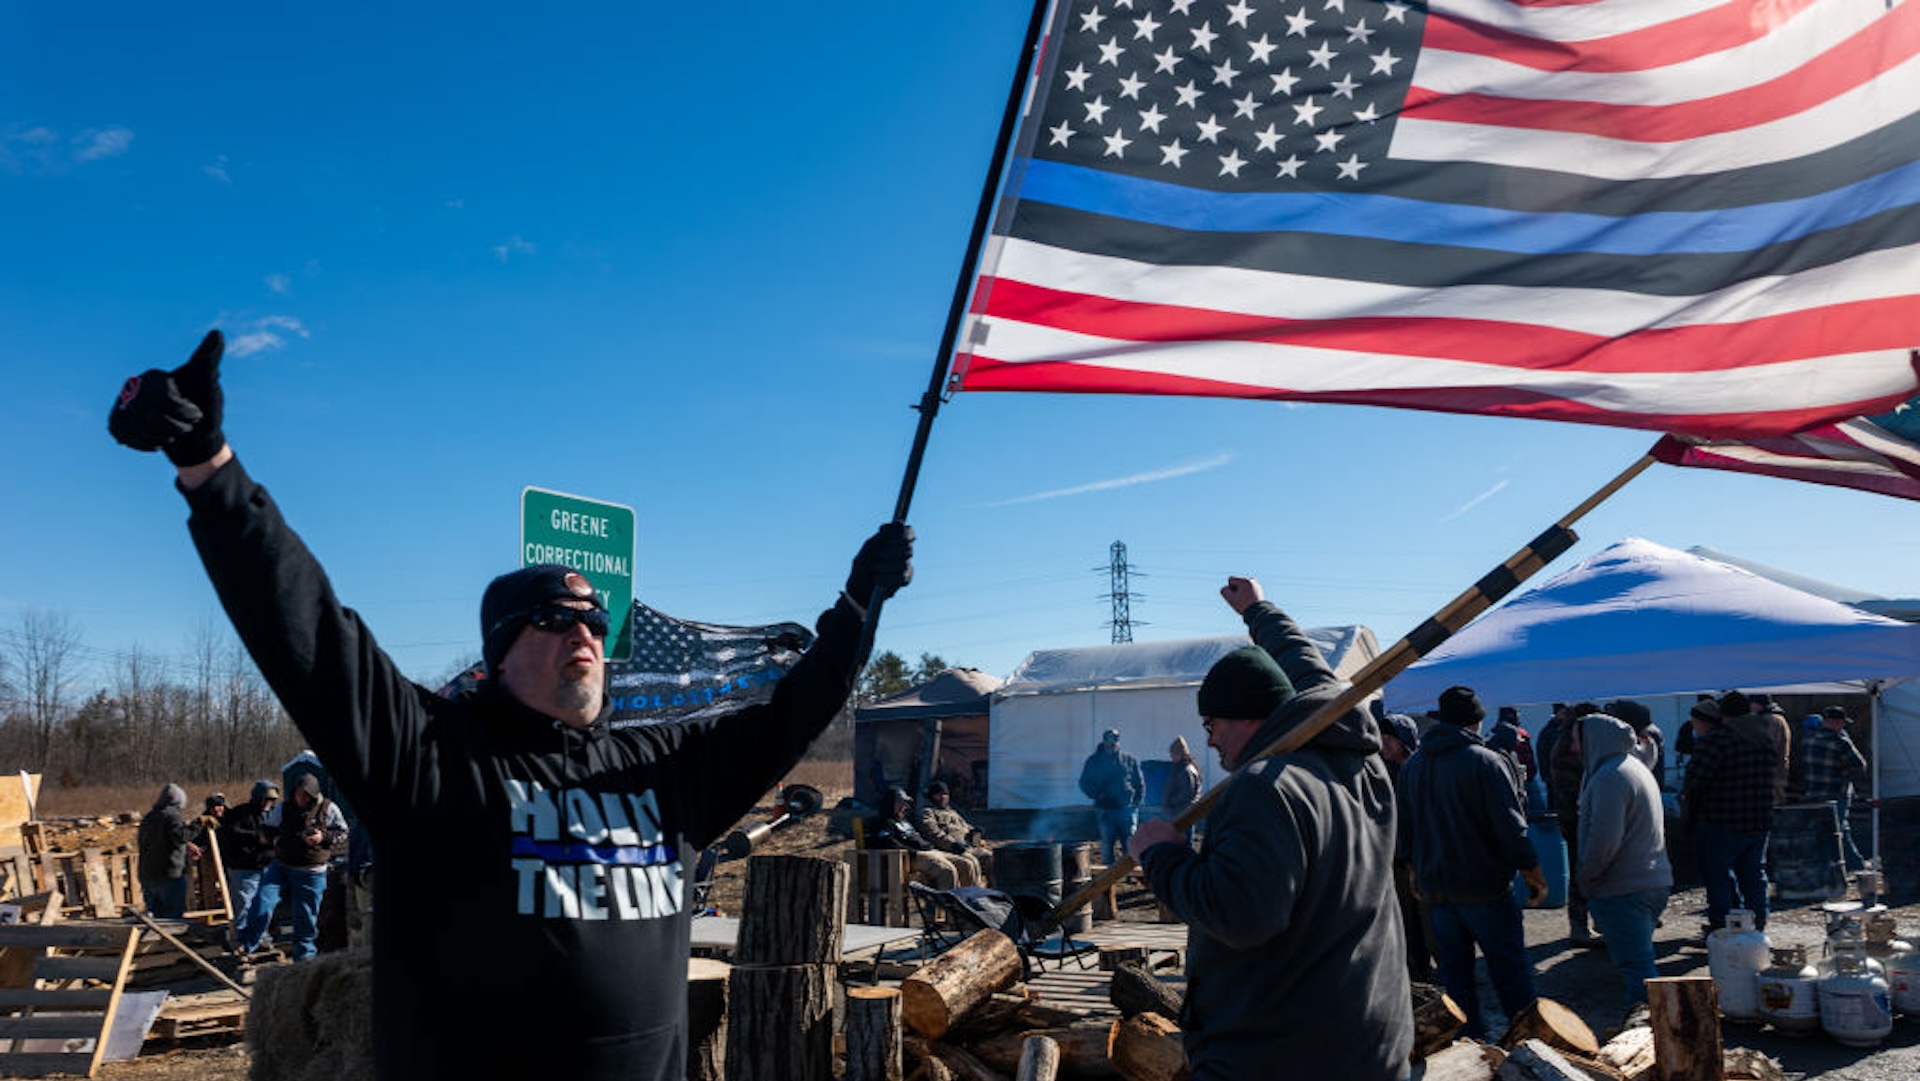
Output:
[1399, 686, 1547, 1040]
[137, 784, 202, 919]
[1681, 696, 1777, 933]
[237, 774, 348, 960]
[1078, 728, 1143, 865]
[1575, 710, 1673, 1010]
[217, 779, 280, 942]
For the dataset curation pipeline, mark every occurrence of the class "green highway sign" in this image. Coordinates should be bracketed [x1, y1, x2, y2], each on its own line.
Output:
[521, 487, 636, 661]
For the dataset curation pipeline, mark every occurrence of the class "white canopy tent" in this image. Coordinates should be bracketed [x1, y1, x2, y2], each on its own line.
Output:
[1382, 537, 1920, 801]
[988, 626, 1379, 809]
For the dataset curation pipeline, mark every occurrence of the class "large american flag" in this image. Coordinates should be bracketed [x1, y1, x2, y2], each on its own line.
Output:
[1653, 390, 1920, 500]
[953, 0, 1920, 438]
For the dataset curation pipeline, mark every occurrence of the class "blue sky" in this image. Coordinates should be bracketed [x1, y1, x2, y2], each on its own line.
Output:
[7, 2, 1920, 703]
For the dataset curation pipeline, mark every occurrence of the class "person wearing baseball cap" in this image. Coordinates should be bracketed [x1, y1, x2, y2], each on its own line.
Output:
[1804, 706, 1870, 870]
[1079, 727, 1145, 864]
[108, 330, 916, 1080]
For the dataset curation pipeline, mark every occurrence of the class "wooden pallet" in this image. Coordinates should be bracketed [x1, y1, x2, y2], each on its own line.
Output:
[3, 838, 230, 923]
[149, 990, 247, 1042]
[0, 922, 140, 1078]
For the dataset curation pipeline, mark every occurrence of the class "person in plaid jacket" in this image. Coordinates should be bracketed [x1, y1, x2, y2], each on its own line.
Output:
[1681, 697, 1779, 932]
[1802, 706, 1870, 871]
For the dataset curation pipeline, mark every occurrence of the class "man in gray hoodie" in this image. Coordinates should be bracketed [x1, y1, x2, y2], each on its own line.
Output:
[1576, 711, 1672, 1011]
[1129, 577, 1410, 1080]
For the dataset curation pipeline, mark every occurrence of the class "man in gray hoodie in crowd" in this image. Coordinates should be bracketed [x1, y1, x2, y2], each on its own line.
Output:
[1129, 577, 1410, 1080]
[1576, 710, 1673, 1012]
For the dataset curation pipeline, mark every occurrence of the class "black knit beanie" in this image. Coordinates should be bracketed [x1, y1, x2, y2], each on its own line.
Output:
[1197, 646, 1294, 720]
[480, 564, 606, 676]
[1437, 685, 1486, 727]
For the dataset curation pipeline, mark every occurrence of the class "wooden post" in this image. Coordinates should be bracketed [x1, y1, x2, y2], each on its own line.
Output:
[1107, 1012, 1184, 1081]
[725, 855, 849, 1081]
[687, 956, 729, 1081]
[1015, 1034, 1059, 1081]
[735, 855, 848, 966]
[726, 963, 836, 1081]
[846, 986, 905, 1081]
[1645, 977, 1724, 1081]
[900, 929, 1024, 1038]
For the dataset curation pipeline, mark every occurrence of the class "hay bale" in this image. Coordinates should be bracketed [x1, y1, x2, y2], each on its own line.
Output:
[247, 948, 373, 1081]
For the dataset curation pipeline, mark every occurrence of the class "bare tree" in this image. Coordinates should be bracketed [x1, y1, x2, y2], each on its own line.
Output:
[7, 609, 82, 771]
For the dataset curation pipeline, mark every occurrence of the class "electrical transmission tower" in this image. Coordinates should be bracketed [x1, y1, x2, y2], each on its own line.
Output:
[1100, 540, 1145, 643]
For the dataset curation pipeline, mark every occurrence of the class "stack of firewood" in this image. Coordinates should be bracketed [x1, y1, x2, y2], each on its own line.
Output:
[1412, 977, 1785, 1081]
[848, 928, 1189, 1081]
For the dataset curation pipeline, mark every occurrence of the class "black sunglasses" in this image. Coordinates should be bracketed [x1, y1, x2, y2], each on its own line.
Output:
[526, 604, 610, 639]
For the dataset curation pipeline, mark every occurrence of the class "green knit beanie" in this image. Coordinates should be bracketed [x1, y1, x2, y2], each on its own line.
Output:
[1197, 646, 1294, 720]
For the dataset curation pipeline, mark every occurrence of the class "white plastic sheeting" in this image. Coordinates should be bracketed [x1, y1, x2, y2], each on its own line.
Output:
[987, 626, 1379, 809]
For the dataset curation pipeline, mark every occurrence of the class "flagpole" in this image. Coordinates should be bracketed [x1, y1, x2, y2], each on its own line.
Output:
[855, 0, 1054, 656]
[1037, 452, 1660, 933]
[889, 0, 1052, 526]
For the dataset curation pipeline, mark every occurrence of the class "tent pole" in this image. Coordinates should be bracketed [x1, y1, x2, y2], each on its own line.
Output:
[1038, 452, 1660, 932]
[1871, 681, 1883, 887]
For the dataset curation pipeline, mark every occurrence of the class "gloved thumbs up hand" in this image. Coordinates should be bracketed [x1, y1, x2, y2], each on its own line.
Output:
[109, 330, 227, 466]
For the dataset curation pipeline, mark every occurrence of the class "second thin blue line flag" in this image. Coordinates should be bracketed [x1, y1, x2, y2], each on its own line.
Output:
[954, 0, 1920, 438]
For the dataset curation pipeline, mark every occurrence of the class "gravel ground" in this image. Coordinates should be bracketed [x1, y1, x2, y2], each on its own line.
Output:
[1505, 886, 1920, 1080]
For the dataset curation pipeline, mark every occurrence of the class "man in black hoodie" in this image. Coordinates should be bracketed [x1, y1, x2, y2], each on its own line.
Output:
[1128, 577, 1410, 1080]
[108, 331, 913, 1080]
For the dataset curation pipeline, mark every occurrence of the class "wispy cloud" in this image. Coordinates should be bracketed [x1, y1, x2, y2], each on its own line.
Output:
[1439, 480, 1508, 523]
[264, 273, 290, 295]
[493, 235, 536, 262]
[71, 127, 133, 162]
[444, 198, 465, 210]
[984, 453, 1236, 508]
[1, 124, 131, 172]
[202, 154, 231, 184]
[226, 315, 311, 358]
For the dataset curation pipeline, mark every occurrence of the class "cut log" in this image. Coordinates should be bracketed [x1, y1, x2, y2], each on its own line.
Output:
[901, 930, 1025, 1038]
[1098, 944, 1149, 972]
[725, 962, 836, 1081]
[847, 986, 905, 1081]
[1413, 1041, 1506, 1081]
[1015, 1002, 1088, 1030]
[1500, 998, 1598, 1058]
[1015, 1035, 1059, 1081]
[1107, 1012, 1185, 1081]
[687, 957, 729, 1081]
[944, 991, 1039, 1044]
[1110, 961, 1184, 1020]
[1644, 977, 1724, 1081]
[1496, 1039, 1588, 1081]
[735, 854, 849, 965]
[1720, 1049, 1783, 1081]
[930, 1041, 1013, 1081]
[968, 1021, 1115, 1077]
[916, 1058, 956, 1081]
[1595, 1026, 1655, 1081]
[1412, 981, 1468, 1061]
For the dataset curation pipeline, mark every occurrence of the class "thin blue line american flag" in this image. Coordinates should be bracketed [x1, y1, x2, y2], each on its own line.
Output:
[954, 0, 1920, 438]
[1653, 391, 1920, 501]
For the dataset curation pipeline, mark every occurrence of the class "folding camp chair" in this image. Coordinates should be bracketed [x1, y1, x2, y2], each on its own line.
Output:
[907, 883, 1098, 975]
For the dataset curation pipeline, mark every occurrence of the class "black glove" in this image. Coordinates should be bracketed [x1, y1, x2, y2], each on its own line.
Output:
[845, 522, 914, 605]
[108, 330, 226, 466]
